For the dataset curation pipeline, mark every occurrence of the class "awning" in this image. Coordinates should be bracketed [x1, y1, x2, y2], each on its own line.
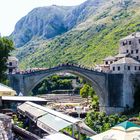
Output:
[0, 83, 16, 96]
[18, 102, 79, 123]
[17, 102, 46, 122]
[2, 96, 47, 102]
[37, 113, 72, 133]
[17, 102, 80, 133]
[17, 102, 97, 137]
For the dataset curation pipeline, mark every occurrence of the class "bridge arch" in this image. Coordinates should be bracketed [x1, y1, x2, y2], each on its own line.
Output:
[30, 69, 104, 101]
[9, 64, 127, 114]
[10, 65, 108, 107]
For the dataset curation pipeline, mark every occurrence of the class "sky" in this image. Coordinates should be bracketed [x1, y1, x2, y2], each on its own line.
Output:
[0, 0, 86, 36]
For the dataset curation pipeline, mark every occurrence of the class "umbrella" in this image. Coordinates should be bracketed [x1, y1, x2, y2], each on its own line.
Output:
[89, 121, 140, 140]
[0, 83, 16, 96]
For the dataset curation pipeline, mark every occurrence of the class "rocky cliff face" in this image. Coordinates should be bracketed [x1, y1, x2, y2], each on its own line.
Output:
[65, 0, 105, 29]
[11, 6, 71, 48]
[11, 0, 105, 48]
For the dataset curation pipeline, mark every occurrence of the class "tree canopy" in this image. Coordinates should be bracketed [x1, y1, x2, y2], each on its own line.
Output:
[80, 84, 95, 98]
[85, 111, 128, 133]
[0, 37, 14, 82]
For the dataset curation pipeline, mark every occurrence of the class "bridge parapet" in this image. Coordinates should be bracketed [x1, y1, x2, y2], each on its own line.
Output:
[12, 63, 107, 76]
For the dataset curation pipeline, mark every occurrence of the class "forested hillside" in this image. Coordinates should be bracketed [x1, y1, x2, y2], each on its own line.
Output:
[12, 0, 140, 69]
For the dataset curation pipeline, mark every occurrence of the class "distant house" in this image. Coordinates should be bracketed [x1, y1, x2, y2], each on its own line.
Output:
[7, 57, 19, 74]
[119, 32, 140, 61]
[110, 57, 140, 73]
[96, 32, 140, 73]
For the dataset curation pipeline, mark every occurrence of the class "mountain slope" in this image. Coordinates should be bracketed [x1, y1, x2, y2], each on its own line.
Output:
[11, 6, 71, 48]
[13, 0, 140, 69]
[11, 0, 107, 48]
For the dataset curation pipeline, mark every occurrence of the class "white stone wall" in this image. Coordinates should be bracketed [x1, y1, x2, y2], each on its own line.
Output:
[7, 60, 18, 68]
[7, 59, 19, 73]
[110, 63, 140, 73]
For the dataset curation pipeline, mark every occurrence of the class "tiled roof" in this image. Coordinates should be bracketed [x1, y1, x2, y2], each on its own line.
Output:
[112, 57, 140, 65]
[115, 53, 128, 58]
[103, 56, 116, 61]
[8, 56, 18, 61]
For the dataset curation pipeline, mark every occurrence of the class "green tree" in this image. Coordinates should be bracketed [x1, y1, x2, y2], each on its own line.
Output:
[92, 95, 99, 110]
[80, 84, 90, 98]
[0, 37, 14, 82]
[89, 87, 96, 98]
[85, 111, 128, 133]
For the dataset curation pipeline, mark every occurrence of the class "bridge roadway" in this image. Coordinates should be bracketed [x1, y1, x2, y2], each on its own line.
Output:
[8, 64, 138, 114]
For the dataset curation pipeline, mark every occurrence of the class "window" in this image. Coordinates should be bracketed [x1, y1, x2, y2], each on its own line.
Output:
[128, 66, 130, 70]
[105, 61, 108, 65]
[136, 56, 139, 60]
[113, 67, 115, 71]
[139, 39, 140, 44]
[9, 69, 12, 73]
[118, 66, 120, 71]
[136, 49, 139, 53]
[131, 50, 133, 54]
[135, 66, 137, 70]
[9, 62, 12, 66]
[139, 66, 140, 70]
[129, 41, 131, 45]
[126, 50, 129, 53]
[123, 41, 127, 46]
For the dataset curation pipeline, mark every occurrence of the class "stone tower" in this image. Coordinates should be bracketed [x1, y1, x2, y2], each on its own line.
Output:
[7, 57, 19, 74]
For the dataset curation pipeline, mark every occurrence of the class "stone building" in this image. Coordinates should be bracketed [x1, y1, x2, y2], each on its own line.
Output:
[7, 57, 18, 74]
[103, 56, 116, 65]
[110, 57, 140, 73]
[96, 56, 116, 72]
[97, 32, 140, 73]
[119, 32, 140, 60]
[114, 53, 128, 61]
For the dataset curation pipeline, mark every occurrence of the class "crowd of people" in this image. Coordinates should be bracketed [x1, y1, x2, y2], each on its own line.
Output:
[10, 63, 100, 75]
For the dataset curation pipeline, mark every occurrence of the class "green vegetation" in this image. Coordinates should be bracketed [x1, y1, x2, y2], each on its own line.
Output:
[80, 84, 99, 110]
[80, 84, 93, 98]
[85, 112, 128, 133]
[91, 95, 99, 111]
[32, 75, 77, 95]
[12, 114, 24, 128]
[0, 37, 14, 83]
[13, 0, 140, 70]
[63, 126, 87, 140]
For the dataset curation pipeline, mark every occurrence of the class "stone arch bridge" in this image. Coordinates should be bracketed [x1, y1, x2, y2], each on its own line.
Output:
[8, 64, 137, 114]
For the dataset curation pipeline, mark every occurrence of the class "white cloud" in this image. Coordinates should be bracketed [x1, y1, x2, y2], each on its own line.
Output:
[0, 0, 86, 36]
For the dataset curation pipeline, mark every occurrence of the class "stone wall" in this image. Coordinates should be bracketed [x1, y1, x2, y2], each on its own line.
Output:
[107, 74, 124, 107]
[0, 114, 13, 140]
